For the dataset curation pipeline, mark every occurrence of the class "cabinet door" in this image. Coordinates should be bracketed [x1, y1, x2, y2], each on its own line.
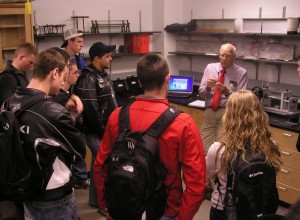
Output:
[188, 107, 203, 130]
[0, 4, 34, 71]
[270, 127, 298, 152]
[169, 102, 189, 113]
[277, 182, 300, 205]
[271, 126, 300, 204]
[279, 147, 300, 170]
[277, 166, 300, 189]
[170, 102, 203, 131]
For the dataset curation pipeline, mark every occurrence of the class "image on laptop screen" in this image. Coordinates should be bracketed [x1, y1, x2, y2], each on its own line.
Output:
[168, 75, 194, 97]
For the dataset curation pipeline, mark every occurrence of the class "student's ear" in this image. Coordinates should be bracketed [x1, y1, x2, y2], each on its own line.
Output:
[18, 53, 25, 62]
[50, 68, 59, 79]
[166, 73, 170, 84]
[138, 79, 142, 88]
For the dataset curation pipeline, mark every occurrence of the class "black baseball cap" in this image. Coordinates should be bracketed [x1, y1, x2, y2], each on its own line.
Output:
[89, 42, 116, 61]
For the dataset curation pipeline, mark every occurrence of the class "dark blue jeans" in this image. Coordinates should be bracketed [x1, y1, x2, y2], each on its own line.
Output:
[72, 158, 88, 179]
[84, 134, 100, 207]
[24, 191, 78, 220]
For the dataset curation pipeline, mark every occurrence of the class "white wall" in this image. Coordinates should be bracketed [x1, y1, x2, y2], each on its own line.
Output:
[182, 0, 300, 19]
[32, 0, 153, 32]
[32, 0, 153, 49]
[182, 0, 300, 32]
[32, 0, 153, 76]
[174, 0, 300, 90]
[162, 0, 184, 75]
[31, 0, 300, 89]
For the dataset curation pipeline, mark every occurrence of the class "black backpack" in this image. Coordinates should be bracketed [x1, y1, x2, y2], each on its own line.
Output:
[0, 94, 46, 201]
[104, 104, 181, 220]
[227, 149, 279, 220]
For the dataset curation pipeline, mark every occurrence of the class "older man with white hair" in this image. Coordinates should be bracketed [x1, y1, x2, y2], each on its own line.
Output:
[199, 43, 248, 152]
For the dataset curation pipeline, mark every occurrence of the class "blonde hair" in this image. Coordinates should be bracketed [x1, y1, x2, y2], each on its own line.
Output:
[217, 90, 282, 173]
[14, 42, 37, 58]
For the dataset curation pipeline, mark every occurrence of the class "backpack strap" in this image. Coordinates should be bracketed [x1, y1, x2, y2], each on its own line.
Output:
[226, 166, 234, 189]
[118, 102, 132, 132]
[118, 104, 182, 137]
[12, 93, 47, 117]
[146, 106, 182, 139]
[214, 177, 225, 209]
[227, 149, 242, 189]
[74, 54, 83, 70]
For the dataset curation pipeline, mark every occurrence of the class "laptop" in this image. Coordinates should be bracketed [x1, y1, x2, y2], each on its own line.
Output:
[168, 75, 194, 97]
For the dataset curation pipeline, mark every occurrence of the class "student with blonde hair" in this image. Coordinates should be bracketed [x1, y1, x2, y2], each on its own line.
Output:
[0, 42, 37, 105]
[206, 90, 282, 220]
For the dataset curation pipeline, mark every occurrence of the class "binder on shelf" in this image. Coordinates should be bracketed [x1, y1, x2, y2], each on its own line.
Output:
[124, 34, 149, 54]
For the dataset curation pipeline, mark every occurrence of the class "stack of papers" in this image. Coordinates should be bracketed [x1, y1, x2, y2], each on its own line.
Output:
[188, 100, 205, 108]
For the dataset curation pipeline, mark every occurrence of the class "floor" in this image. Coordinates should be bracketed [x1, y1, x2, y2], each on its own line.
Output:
[0, 188, 289, 219]
[75, 189, 289, 220]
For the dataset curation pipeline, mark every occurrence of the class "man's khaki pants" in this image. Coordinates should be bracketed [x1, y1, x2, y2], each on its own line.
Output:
[201, 107, 226, 195]
[201, 107, 225, 153]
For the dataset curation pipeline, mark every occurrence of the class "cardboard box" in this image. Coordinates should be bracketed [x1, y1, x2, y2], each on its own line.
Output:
[124, 34, 149, 54]
[242, 18, 287, 34]
[195, 19, 235, 33]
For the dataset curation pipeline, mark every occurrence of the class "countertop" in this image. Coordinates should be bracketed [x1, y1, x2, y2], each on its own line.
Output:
[168, 96, 300, 132]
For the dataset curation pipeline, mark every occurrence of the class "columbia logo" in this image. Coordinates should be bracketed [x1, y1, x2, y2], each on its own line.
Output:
[249, 171, 263, 178]
[123, 165, 134, 172]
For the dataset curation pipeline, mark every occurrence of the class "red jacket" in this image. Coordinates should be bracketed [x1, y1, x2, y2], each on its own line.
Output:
[94, 96, 206, 220]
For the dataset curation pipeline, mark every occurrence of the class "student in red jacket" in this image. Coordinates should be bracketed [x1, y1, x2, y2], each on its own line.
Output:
[94, 53, 206, 220]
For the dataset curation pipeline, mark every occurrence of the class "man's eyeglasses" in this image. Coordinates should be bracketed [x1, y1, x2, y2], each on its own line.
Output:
[70, 70, 79, 75]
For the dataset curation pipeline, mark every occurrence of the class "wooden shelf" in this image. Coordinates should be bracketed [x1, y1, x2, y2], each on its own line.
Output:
[0, 24, 25, 28]
[0, 3, 34, 72]
[2, 46, 18, 51]
[0, 3, 34, 71]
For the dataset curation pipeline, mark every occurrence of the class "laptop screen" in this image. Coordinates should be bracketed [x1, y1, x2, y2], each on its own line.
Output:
[168, 75, 194, 97]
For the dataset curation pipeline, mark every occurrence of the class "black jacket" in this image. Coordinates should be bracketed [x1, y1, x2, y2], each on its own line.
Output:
[74, 64, 118, 137]
[0, 61, 29, 106]
[8, 87, 86, 200]
[52, 88, 70, 106]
